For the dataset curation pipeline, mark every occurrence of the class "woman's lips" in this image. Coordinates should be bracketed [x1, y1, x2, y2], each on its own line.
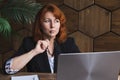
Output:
[50, 30, 55, 33]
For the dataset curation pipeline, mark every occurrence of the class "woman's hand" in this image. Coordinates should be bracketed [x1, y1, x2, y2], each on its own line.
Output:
[33, 39, 49, 55]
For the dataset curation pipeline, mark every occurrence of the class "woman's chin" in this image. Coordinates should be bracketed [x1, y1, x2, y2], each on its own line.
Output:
[48, 35, 56, 39]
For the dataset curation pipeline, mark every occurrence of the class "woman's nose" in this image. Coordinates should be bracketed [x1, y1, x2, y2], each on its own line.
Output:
[51, 21, 55, 28]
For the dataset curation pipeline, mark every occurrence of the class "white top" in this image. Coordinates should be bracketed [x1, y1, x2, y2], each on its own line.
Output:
[47, 53, 54, 73]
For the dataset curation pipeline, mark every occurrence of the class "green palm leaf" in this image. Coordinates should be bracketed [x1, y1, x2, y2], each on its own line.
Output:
[0, 0, 42, 24]
[0, 0, 3, 2]
[0, 18, 11, 37]
[0, 0, 42, 38]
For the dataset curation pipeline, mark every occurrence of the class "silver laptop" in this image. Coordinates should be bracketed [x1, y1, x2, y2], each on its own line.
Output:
[57, 51, 120, 80]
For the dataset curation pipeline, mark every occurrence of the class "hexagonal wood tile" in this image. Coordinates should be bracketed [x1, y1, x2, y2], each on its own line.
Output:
[79, 5, 111, 37]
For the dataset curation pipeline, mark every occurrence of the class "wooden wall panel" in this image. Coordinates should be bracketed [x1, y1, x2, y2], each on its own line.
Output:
[79, 5, 111, 37]
[112, 9, 120, 35]
[64, 0, 94, 10]
[0, 36, 12, 54]
[12, 29, 32, 51]
[94, 32, 120, 51]
[0, 54, 2, 69]
[36, 0, 63, 5]
[69, 31, 93, 52]
[95, 0, 120, 11]
[10, 21, 24, 31]
[60, 5, 79, 33]
[2, 50, 15, 64]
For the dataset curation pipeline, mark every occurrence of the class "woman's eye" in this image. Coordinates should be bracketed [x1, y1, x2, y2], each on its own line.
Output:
[55, 19, 60, 23]
[43, 19, 50, 23]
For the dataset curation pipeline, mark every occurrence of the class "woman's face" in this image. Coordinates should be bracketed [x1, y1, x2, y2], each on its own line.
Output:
[41, 11, 60, 39]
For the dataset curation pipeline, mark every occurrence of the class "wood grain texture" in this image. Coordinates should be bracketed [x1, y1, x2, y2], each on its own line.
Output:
[94, 32, 120, 51]
[69, 31, 93, 52]
[95, 0, 120, 10]
[79, 5, 111, 37]
[60, 5, 79, 33]
[112, 9, 120, 35]
[64, 0, 94, 10]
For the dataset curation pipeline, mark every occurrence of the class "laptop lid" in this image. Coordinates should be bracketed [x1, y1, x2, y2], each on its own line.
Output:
[57, 51, 120, 80]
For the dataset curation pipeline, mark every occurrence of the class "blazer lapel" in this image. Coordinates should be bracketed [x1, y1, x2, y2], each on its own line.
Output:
[54, 41, 61, 73]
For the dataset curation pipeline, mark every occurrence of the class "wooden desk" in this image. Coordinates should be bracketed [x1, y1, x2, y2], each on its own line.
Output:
[0, 72, 56, 80]
[0, 72, 120, 80]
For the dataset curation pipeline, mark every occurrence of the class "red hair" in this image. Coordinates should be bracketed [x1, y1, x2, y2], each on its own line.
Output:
[33, 3, 67, 43]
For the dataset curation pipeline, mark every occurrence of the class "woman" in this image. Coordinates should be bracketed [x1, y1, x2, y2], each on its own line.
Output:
[4, 3, 80, 74]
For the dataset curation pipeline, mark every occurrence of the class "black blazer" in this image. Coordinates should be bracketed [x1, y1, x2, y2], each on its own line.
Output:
[5, 37, 80, 73]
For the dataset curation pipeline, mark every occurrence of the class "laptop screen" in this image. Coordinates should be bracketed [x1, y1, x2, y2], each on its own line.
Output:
[57, 51, 120, 80]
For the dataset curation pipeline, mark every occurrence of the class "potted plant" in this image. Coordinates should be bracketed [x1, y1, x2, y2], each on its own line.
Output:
[0, 0, 42, 37]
